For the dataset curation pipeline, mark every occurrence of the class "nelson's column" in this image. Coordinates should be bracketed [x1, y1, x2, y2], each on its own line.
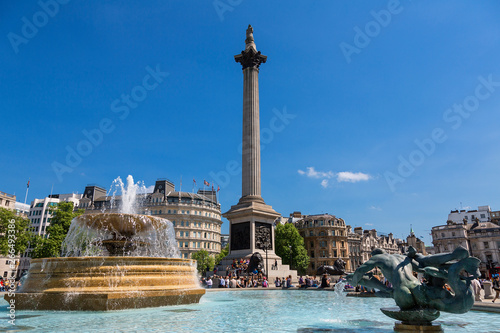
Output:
[222, 26, 293, 278]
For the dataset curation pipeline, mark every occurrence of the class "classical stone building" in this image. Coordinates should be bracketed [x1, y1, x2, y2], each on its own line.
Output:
[350, 228, 402, 264]
[448, 205, 492, 224]
[80, 179, 223, 259]
[0, 191, 21, 280]
[0, 191, 16, 210]
[404, 229, 427, 255]
[294, 214, 350, 275]
[347, 226, 362, 271]
[432, 217, 500, 276]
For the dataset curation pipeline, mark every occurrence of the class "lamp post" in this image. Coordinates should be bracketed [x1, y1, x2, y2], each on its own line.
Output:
[288, 245, 292, 269]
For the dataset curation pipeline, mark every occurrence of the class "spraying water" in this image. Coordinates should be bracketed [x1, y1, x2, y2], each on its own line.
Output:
[61, 175, 180, 258]
[109, 175, 147, 214]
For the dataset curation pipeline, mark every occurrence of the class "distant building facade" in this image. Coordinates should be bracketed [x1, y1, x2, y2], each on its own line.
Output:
[0, 191, 16, 210]
[19, 193, 82, 276]
[80, 179, 223, 259]
[294, 213, 350, 275]
[432, 206, 500, 276]
[0, 191, 19, 280]
[402, 228, 427, 255]
[448, 205, 491, 224]
[347, 226, 362, 271]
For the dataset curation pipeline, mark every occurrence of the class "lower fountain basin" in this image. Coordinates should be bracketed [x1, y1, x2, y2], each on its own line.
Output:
[6, 257, 205, 311]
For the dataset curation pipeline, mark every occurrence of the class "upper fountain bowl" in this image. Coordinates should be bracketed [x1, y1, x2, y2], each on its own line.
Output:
[62, 213, 180, 258]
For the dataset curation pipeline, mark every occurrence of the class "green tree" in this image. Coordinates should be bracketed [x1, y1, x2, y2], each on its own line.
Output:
[215, 244, 229, 266]
[275, 223, 309, 275]
[31, 202, 84, 258]
[0, 208, 30, 256]
[191, 249, 215, 275]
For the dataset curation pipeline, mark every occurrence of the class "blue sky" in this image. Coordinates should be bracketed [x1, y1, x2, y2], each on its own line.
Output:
[1, 1, 500, 244]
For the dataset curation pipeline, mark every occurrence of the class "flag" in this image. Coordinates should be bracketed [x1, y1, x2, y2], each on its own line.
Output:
[27, 180, 30, 188]
[212, 185, 214, 191]
[193, 178, 196, 185]
[204, 180, 209, 186]
[217, 185, 220, 192]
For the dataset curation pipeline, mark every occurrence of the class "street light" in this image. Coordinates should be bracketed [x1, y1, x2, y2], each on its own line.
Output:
[288, 245, 292, 269]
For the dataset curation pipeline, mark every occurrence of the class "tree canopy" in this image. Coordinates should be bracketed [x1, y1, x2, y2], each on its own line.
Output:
[0, 208, 30, 256]
[215, 244, 229, 266]
[191, 249, 215, 275]
[31, 202, 84, 258]
[275, 223, 309, 275]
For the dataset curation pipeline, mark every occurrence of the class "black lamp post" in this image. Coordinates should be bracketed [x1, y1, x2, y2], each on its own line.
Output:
[288, 245, 292, 269]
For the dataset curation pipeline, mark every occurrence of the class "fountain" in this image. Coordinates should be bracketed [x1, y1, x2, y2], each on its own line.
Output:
[6, 175, 205, 311]
[346, 246, 480, 332]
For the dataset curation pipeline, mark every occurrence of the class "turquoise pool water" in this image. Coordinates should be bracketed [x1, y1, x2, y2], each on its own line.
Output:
[1, 290, 499, 332]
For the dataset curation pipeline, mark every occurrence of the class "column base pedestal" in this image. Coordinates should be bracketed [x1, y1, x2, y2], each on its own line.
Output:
[394, 322, 443, 333]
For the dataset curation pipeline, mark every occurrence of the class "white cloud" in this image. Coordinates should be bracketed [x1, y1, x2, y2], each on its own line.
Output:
[297, 167, 335, 179]
[336, 171, 371, 183]
[298, 167, 372, 187]
[369, 206, 382, 211]
[365, 223, 373, 226]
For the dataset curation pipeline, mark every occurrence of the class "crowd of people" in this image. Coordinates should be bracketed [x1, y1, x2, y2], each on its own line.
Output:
[200, 272, 346, 290]
[0, 277, 21, 292]
[201, 274, 269, 288]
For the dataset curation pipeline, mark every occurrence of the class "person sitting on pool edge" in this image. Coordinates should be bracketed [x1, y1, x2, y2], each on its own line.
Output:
[319, 274, 330, 288]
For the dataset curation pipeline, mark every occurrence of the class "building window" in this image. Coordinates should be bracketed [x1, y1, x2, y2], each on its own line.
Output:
[310, 241, 314, 248]
[484, 242, 489, 249]
[333, 249, 337, 257]
[310, 251, 314, 258]
[309, 231, 314, 236]
[481, 214, 486, 218]
[452, 232, 455, 237]
[319, 241, 326, 247]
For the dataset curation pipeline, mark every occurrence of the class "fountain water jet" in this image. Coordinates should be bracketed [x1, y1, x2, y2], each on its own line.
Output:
[7, 175, 205, 311]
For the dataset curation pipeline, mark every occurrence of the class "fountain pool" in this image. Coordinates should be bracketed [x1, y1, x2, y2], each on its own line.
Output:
[1, 290, 498, 332]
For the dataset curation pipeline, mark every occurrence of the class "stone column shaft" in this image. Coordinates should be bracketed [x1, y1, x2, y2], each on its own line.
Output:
[242, 67, 261, 198]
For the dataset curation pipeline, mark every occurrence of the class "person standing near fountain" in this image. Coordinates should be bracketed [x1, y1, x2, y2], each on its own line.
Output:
[492, 275, 500, 303]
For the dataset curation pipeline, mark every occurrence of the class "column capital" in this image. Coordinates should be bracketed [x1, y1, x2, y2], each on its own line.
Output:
[234, 25, 267, 69]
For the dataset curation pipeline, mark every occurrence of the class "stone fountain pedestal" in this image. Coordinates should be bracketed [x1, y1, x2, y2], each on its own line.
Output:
[381, 307, 443, 333]
[7, 257, 205, 311]
[393, 322, 443, 333]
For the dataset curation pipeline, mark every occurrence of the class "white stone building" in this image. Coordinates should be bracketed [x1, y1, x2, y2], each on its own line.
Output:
[19, 193, 82, 276]
[448, 205, 491, 224]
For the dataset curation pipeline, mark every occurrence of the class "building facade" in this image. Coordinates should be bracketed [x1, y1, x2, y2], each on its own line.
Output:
[19, 193, 82, 276]
[448, 205, 492, 224]
[432, 209, 500, 277]
[1, 192, 20, 280]
[80, 179, 223, 259]
[294, 214, 350, 275]
[347, 226, 362, 271]
[0, 191, 16, 210]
